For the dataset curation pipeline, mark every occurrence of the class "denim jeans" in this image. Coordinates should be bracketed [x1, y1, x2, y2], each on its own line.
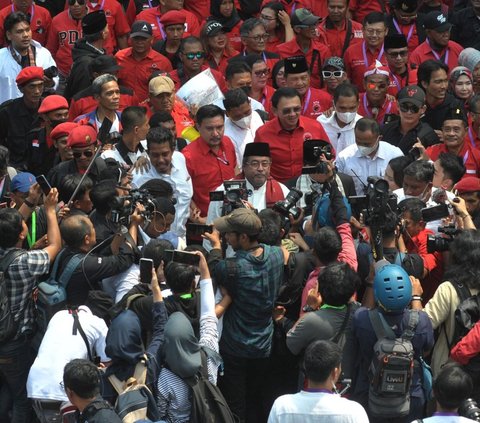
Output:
[0, 337, 35, 423]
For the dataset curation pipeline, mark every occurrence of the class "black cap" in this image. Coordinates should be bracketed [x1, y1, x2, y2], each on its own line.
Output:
[291, 8, 321, 27]
[244, 142, 270, 158]
[82, 10, 107, 36]
[130, 20, 153, 38]
[89, 55, 122, 75]
[398, 85, 425, 107]
[284, 56, 309, 75]
[205, 20, 224, 37]
[423, 11, 452, 32]
[392, 0, 418, 13]
[444, 107, 467, 124]
[384, 33, 408, 50]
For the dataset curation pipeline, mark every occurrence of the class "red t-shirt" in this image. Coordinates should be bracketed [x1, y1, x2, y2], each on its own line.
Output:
[301, 87, 332, 119]
[426, 140, 480, 178]
[136, 7, 201, 42]
[410, 40, 463, 71]
[277, 38, 331, 89]
[349, 0, 385, 26]
[0, 3, 51, 47]
[391, 20, 419, 54]
[115, 47, 173, 103]
[317, 18, 364, 59]
[45, 10, 83, 76]
[387, 68, 418, 97]
[170, 64, 227, 93]
[358, 93, 399, 125]
[344, 41, 389, 92]
[253, 116, 331, 182]
[181, 135, 237, 216]
[85, 0, 130, 55]
[206, 48, 239, 76]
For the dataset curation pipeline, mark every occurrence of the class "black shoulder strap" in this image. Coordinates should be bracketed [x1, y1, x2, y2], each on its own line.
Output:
[71, 309, 93, 362]
[309, 49, 321, 76]
[0, 249, 25, 274]
[443, 281, 472, 350]
[341, 20, 353, 57]
[332, 304, 352, 343]
[369, 308, 396, 340]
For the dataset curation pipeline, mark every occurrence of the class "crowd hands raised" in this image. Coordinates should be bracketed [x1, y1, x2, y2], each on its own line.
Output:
[3, 0, 480, 422]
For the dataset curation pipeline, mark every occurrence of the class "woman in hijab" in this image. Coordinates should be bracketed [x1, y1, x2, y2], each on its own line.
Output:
[449, 66, 474, 107]
[206, 0, 243, 51]
[157, 252, 221, 422]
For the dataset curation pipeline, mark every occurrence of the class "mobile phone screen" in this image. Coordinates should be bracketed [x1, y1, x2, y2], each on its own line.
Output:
[139, 258, 154, 284]
[36, 175, 52, 196]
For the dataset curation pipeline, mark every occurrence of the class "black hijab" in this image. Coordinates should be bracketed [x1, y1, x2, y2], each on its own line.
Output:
[208, 0, 241, 33]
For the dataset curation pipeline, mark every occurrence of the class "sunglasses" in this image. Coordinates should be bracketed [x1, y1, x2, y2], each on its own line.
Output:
[281, 106, 302, 115]
[254, 68, 270, 77]
[73, 150, 94, 159]
[387, 50, 408, 58]
[399, 103, 420, 113]
[184, 52, 205, 60]
[68, 0, 86, 5]
[322, 70, 345, 78]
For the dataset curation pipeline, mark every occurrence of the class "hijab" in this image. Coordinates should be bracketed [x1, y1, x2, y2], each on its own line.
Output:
[209, 0, 241, 33]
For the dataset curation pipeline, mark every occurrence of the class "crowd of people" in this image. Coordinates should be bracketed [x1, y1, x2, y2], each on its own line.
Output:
[2, 0, 480, 422]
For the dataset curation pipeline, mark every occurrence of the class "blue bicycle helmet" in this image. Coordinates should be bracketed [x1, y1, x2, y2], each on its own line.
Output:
[373, 264, 412, 312]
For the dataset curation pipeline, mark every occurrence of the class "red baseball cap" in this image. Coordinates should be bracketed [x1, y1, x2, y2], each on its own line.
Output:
[16, 66, 44, 86]
[38, 95, 69, 114]
[67, 125, 98, 148]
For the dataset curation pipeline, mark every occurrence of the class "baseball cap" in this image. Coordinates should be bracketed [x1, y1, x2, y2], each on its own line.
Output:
[38, 95, 69, 114]
[291, 8, 320, 27]
[214, 208, 262, 235]
[11, 172, 36, 193]
[397, 85, 426, 107]
[82, 10, 107, 36]
[423, 11, 452, 32]
[149, 75, 175, 96]
[130, 20, 153, 38]
[205, 20, 223, 37]
[322, 56, 345, 71]
[16, 66, 44, 86]
[89, 55, 122, 75]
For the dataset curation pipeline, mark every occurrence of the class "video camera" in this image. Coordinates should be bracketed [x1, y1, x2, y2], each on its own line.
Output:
[110, 188, 156, 225]
[273, 188, 303, 220]
[302, 142, 334, 175]
[209, 179, 248, 215]
[427, 224, 461, 253]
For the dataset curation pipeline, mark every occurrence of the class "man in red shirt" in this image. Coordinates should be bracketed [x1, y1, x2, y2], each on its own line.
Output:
[358, 61, 398, 125]
[426, 108, 480, 178]
[410, 11, 463, 71]
[277, 8, 330, 89]
[467, 94, 480, 150]
[181, 104, 237, 216]
[254, 87, 331, 183]
[386, 0, 425, 54]
[115, 21, 172, 103]
[46, 0, 88, 85]
[284, 55, 331, 119]
[344, 12, 389, 92]
[84, 0, 130, 54]
[384, 33, 418, 96]
[317, 0, 363, 58]
[349, 0, 386, 25]
[170, 36, 227, 92]
[136, 0, 201, 42]
[0, 0, 51, 47]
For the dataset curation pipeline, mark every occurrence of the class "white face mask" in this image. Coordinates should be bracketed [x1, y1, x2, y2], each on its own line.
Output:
[336, 111, 356, 124]
[232, 114, 252, 130]
[358, 143, 378, 156]
[404, 184, 430, 202]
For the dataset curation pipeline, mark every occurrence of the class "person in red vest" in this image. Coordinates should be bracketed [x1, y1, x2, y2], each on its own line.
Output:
[344, 12, 389, 92]
[410, 11, 463, 71]
[277, 8, 331, 89]
[384, 33, 418, 96]
[0, 0, 51, 47]
[284, 55, 332, 119]
[358, 61, 399, 126]
[317, 0, 363, 59]
[426, 108, 480, 178]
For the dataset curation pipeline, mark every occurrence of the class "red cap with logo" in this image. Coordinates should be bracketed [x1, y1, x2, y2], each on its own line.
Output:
[67, 125, 98, 148]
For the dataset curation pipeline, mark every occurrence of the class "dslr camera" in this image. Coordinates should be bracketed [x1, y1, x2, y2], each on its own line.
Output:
[110, 188, 156, 225]
[273, 188, 303, 220]
[427, 224, 461, 253]
[302, 142, 334, 175]
[209, 180, 248, 215]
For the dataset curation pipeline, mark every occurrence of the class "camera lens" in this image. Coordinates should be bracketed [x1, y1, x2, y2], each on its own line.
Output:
[459, 399, 480, 422]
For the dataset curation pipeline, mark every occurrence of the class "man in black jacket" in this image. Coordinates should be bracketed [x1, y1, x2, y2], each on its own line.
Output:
[451, 0, 480, 51]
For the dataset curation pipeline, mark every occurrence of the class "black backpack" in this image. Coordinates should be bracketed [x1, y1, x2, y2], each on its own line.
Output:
[0, 249, 25, 342]
[184, 349, 236, 423]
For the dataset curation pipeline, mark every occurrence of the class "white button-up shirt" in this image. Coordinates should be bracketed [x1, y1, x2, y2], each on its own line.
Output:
[101, 140, 148, 167]
[336, 141, 403, 195]
[132, 151, 193, 238]
[317, 112, 363, 155]
[224, 111, 264, 164]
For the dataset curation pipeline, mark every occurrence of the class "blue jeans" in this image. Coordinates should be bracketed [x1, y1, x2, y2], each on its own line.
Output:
[0, 337, 35, 423]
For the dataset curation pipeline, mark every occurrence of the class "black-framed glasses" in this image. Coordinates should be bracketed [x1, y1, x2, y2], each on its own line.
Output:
[387, 50, 408, 58]
[399, 103, 420, 113]
[260, 14, 276, 21]
[254, 68, 270, 77]
[246, 33, 269, 42]
[73, 150, 94, 159]
[322, 70, 345, 78]
[68, 0, 86, 5]
[184, 52, 205, 60]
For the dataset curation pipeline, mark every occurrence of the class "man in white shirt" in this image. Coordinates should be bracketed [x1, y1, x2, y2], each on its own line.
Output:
[317, 83, 363, 154]
[268, 340, 369, 423]
[0, 11, 58, 104]
[204, 142, 289, 251]
[101, 106, 149, 168]
[27, 305, 109, 421]
[132, 126, 193, 238]
[336, 117, 403, 195]
[223, 88, 264, 164]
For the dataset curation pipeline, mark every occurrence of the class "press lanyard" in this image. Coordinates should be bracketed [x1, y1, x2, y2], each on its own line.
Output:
[215, 150, 229, 166]
[362, 42, 384, 67]
[463, 149, 469, 165]
[392, 19, 414, 43]
[156, 15, 166, 39]
[320, 304, 347, 310]
[302, 88, 312, 115]
[426, 39, 449, 65]
[179, 293, 193, 299]
[26, 211, 36, 249]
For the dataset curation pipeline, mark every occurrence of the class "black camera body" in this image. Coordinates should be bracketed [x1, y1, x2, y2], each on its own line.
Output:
[273, 188, 303, 220]
[460, 398, 480, 422]
[110, 188, 156, 225]
[427, 224, 461, 253]
[301, 162, 329, 175]
[209, 179, 248, 215]
[44, 66, 58, 79]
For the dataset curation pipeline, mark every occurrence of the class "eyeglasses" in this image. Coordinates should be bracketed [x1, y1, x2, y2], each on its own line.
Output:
[387, 50, 408, 58]
[260, 14, 276, 21]
[364, 28, 385, 36]
[322, 70, 345, 78]
[281, 106, 302, 115]
[184, 52, 205, 60]
[73, 150, 94, 159]
[399, 103, 420, 113]
[68, 0, 86, 5]
[254, 68, 270, 77]
[245, 33, 269, 42]
[245, 160, 272, 168]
